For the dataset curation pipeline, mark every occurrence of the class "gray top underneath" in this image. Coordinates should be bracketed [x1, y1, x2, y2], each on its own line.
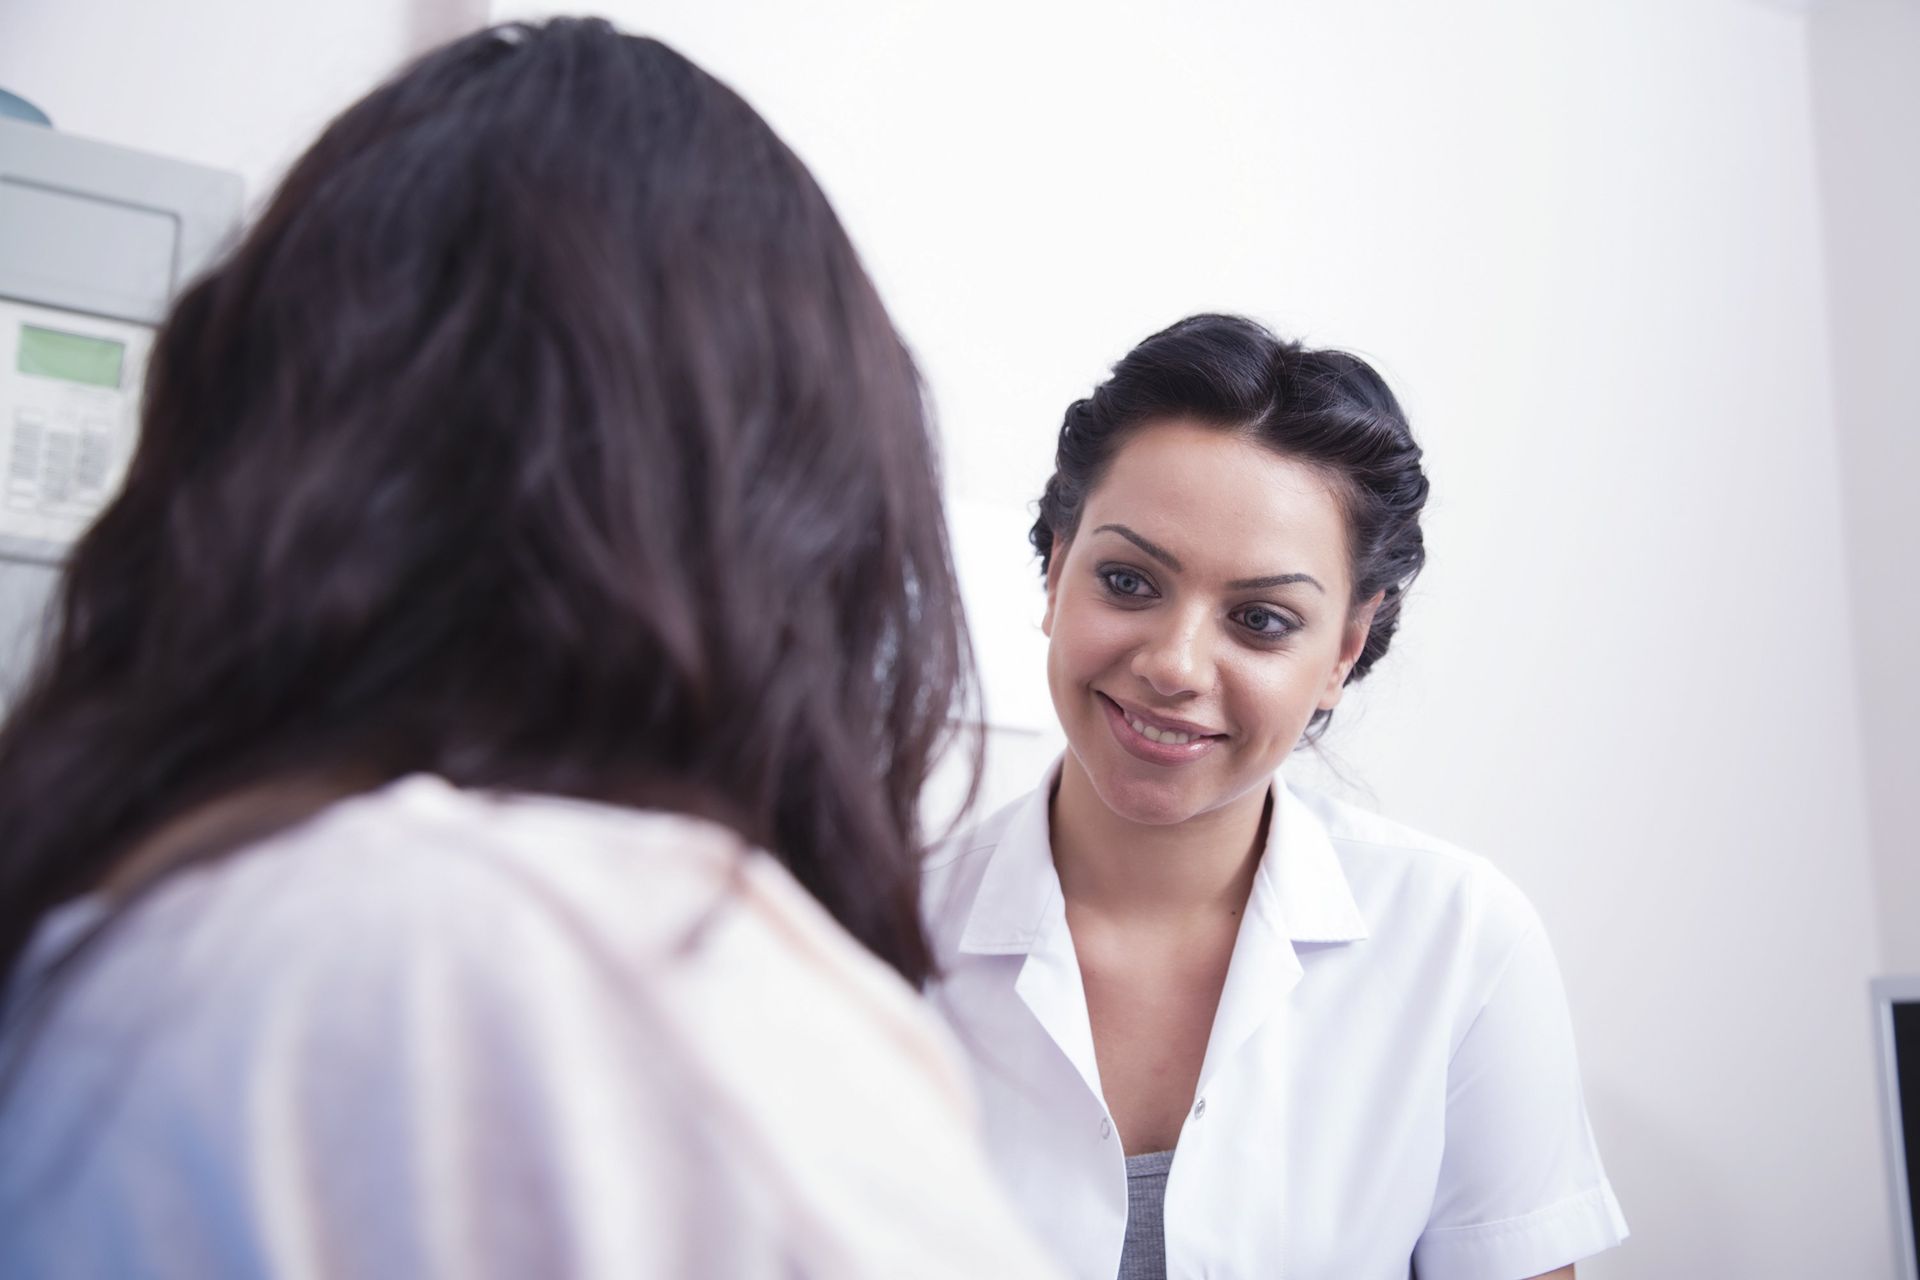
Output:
[1118, 1149, 1175, 1280]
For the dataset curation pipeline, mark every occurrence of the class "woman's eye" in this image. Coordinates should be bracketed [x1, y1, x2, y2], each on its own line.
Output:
[1233, 605, 1294, 637]
[1100, 569, 1152, 597]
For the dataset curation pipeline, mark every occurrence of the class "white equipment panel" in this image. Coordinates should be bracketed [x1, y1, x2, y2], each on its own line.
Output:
[0, 298, 152, 551]
[0, 117, 240, 699]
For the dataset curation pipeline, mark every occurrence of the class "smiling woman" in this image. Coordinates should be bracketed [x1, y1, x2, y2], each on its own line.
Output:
[921, 315, 1627, 1280]
[1043, 426, 1369, 829]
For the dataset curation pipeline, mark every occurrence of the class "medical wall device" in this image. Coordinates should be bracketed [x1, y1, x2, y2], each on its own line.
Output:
[0, 117, 241, 696]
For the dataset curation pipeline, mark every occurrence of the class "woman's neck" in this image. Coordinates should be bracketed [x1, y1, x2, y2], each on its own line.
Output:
[97, 773, 374, 899]
[1049, 754, 1270, 925]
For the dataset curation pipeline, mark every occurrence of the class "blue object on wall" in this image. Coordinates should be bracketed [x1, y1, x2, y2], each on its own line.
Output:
[0, 90, 51, 127]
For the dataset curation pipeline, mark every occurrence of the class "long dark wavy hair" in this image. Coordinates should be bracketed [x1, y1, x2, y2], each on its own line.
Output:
[1032, 313, 1428, 742]
[0, 18, 976, 998]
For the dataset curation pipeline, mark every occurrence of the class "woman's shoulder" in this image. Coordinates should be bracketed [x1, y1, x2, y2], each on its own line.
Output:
[130, 776, 773, 983]
[203, 775, 942, 1035]
[4, 777, 1047, 1276]
[1287, 781, 1549, 958]
[18, 775, 958, 1099]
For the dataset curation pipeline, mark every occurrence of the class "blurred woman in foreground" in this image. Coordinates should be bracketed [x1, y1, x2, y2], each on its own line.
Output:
[0, 19, 1053, 1278]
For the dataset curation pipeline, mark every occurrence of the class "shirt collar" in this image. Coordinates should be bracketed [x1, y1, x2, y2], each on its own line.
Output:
[955, 762, 1062, 955]
[956, 757, 1370, 956]
[1260, 780, 1370, 944]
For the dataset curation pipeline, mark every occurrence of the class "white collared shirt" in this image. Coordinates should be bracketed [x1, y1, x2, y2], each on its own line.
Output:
[923, 763, 1628, 1280]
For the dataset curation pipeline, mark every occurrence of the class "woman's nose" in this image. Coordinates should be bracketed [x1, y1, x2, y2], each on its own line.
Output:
[1130, 608, 1212, 698]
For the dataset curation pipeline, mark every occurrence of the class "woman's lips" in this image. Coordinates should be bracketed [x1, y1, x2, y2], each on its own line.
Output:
[1098, 693, 1224, 766]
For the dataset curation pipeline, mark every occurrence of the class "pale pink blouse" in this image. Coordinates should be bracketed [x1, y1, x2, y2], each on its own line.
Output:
[0, 776, 1058, 1279]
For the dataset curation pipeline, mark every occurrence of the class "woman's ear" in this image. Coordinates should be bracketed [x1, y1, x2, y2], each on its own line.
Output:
[1319, 590, 1384, 710]
[1041, 536, 1066, 638]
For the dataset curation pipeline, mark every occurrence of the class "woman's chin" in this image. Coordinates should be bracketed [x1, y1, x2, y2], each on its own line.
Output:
[1083, 766, 1213, 828]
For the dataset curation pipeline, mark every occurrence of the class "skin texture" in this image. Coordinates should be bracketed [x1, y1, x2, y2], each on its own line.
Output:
[1042, 420, 1376, 1154]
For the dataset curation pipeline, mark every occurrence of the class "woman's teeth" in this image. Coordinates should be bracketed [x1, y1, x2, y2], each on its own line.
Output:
[1127, 714, 1195, 745]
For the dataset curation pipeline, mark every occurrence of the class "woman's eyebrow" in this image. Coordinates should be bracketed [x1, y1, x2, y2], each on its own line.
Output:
[1227, 572, 1325, 594]
[1094, 523, 1183, 572]
[1093, 524, 1325, 594]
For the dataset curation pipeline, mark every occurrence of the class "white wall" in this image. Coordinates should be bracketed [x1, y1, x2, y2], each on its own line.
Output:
[3, 0, 1906, 1274]
[1809, 0, 1920, 983]
[0, 0, 452, 201]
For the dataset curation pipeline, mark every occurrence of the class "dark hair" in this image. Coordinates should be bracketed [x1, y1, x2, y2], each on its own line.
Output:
[0, 18, 976, 997]
[1031, 313, 1427, 740]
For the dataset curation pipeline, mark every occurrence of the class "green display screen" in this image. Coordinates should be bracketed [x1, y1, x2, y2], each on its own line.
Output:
[17, 324, 124, 390]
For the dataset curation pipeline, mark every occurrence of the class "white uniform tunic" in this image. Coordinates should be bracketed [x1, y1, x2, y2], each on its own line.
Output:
[922, 762, 1628, 1280]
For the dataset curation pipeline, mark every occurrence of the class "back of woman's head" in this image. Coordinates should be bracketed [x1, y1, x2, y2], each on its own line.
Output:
[0, 19, 971, 989]
[1032, 313, 1428, 740]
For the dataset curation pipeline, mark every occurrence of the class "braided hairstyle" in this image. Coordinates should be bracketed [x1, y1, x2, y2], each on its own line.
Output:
[1031, 313, 1429, 741]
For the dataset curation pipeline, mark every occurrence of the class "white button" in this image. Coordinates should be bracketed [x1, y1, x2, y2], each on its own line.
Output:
[1099, 1117, 1112, 1140]
[1192, 1098, 1207, 1118]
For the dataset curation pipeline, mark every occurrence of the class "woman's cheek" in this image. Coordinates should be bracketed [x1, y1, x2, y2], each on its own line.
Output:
[1059, 603, 1132, 672]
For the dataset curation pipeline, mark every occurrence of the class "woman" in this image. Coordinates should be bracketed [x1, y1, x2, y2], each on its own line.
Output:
[923, 314, 1627, 1279]
[0, 20, 1054, 1279]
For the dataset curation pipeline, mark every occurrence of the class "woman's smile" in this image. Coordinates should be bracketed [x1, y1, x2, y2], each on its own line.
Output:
[1097, 692, 1226, 764]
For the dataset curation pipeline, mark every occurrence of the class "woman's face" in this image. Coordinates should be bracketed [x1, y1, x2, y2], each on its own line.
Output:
[1044, 420, 1377, 828]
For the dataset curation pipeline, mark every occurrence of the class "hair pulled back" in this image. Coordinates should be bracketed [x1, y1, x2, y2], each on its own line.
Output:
[1031, 313, 1428, 740]
[0, 19, 974, 993]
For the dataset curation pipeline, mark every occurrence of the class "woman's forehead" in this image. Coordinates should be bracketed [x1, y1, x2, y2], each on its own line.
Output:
[1083, 422, 1352, 587]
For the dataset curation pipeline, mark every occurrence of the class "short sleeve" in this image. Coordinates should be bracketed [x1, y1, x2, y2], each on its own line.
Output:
[1412, 892, 1629, 1280]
